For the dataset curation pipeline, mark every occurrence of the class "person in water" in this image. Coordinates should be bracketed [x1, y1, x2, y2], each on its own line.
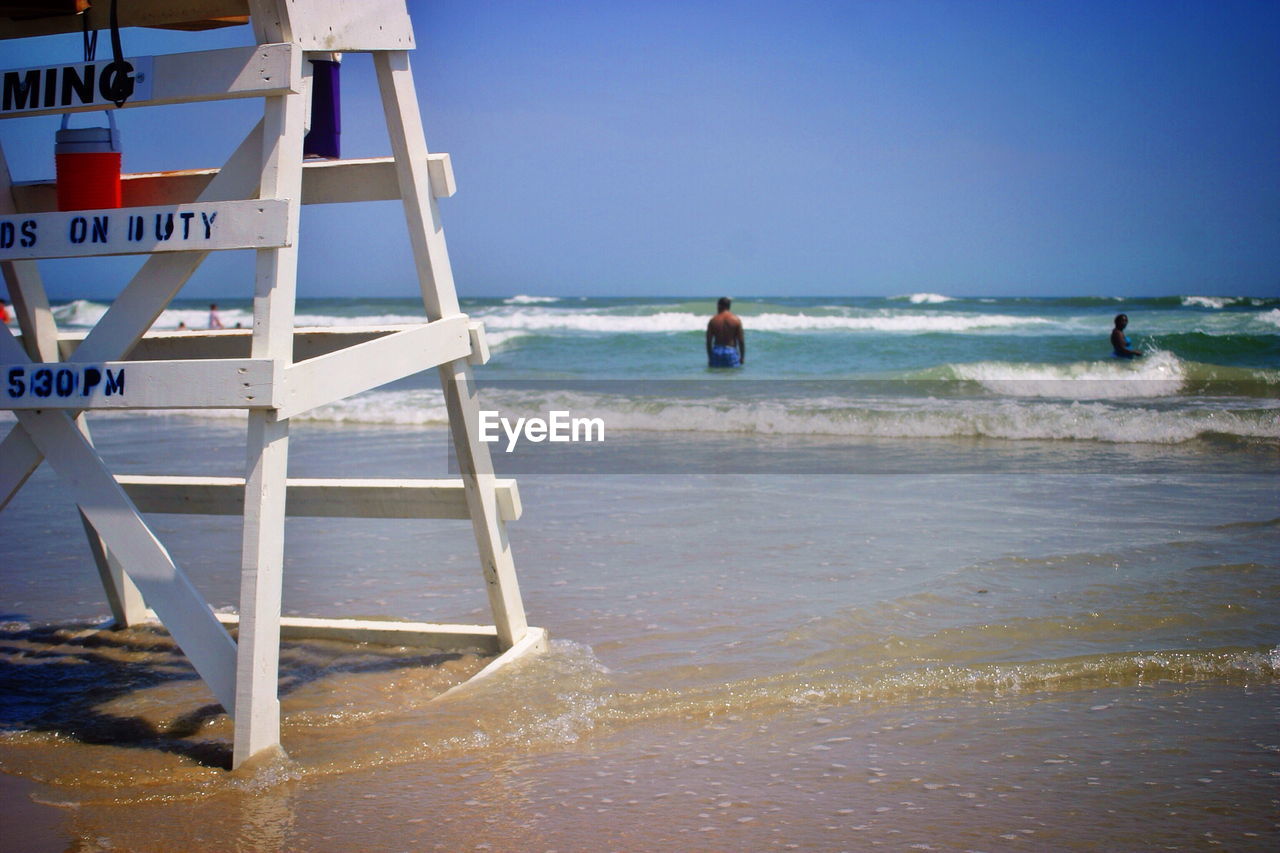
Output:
[707, 297, 745, 368]
[1111, 313, 1143, 358]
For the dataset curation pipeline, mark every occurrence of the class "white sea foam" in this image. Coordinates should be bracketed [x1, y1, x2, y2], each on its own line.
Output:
[484, 330, 530, 349]
[289, 388, 452, 426]
[1181, 295, 1241, 309]
[1259, 309, 1280, 328]
[540, 395, 1278, 444]
[504, 294, 560, 305]
[43, 388, 1274, 444]
[147, 310, 536, 334]
[52, 299, 109, 327]
[947, 350, 1187, 398]
[291, 312, 427, 327]
[895, 293, 954, 304]
[159, 306, 256, 330]
[476, 309, 1046, 334]
[155, 309, 214, 330]
[52, 299, 261, 331]
[56, 300, 1051, 336]
[745, 311, 1039, 333]
[242, 386, 1279, 444]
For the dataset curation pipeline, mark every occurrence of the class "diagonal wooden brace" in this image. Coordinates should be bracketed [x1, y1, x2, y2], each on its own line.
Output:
[0, 327, 237, 708]
[16, 407, 239, 712]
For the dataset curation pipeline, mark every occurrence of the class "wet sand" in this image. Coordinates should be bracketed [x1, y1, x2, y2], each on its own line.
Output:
[0, 773, 64, 853]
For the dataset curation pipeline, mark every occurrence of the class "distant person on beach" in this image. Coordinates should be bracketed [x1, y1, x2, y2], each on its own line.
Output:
[1111, 313, 1143, 358]
[208, 303, 224, 330]
[706, 297, 745, 368]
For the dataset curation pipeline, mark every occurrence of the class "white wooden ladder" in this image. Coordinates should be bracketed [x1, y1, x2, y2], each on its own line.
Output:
[0, 0, 545, 769]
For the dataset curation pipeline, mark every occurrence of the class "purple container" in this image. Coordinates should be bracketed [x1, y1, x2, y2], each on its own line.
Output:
[304, 59, 341, 159]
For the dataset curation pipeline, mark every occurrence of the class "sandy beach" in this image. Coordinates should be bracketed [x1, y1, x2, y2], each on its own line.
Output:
[2, 406, 1277, 850]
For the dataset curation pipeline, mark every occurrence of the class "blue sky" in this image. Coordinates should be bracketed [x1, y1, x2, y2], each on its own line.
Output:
[4, 0, 1278, 299]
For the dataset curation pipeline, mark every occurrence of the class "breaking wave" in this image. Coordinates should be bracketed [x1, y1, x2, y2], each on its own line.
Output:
[892, 292, 954, 304]
[282, 385, 1279, 445]
[474, 309, 1045, 335]
[503, 294, 561, 305]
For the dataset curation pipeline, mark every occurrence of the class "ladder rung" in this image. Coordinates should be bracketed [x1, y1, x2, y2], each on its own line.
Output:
[9, 155, 454, 212]
[212, 614, 503, 653]
[44, 322, 484, 363]
[117, 475, 522, 521]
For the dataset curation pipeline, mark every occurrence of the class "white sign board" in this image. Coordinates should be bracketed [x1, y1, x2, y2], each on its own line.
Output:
[2, 358, 276, 410]
[0, 199, 290, 261]
[1, 57, 155, 116]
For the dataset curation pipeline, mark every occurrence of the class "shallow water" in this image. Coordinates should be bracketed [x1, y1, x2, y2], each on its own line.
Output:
[1, 413, 1277, 850]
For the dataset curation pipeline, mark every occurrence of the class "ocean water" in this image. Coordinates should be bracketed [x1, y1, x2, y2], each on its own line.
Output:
[1, 294, 1278, 851]
[43, 292, 1280, 447]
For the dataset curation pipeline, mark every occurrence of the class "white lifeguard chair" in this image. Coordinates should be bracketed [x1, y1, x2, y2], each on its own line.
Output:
[0, 0, 546, 768]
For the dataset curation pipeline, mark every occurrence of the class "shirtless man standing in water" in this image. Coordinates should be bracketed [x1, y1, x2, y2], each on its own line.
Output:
[706, 297, 745, 368]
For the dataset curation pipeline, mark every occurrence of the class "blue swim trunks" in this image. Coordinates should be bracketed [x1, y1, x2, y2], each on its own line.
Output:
[709, 345, 741, 368]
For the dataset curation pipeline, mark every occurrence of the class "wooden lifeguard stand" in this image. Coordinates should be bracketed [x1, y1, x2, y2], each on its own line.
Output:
[0, 0, 546, 769]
